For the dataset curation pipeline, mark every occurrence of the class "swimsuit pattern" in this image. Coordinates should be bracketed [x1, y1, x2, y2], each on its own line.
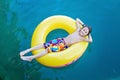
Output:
[44, 38, 68, 53]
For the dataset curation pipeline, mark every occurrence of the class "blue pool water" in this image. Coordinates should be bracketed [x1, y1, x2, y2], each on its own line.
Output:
[0, 0, 120, 80]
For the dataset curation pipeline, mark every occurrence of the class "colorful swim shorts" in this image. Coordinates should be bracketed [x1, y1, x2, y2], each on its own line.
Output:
[44, 38, 68, 53]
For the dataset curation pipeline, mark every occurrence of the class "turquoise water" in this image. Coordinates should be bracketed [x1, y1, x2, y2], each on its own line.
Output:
[0, 0, 120, 80]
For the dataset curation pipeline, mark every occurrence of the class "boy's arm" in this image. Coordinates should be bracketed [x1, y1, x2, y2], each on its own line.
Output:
[76, 19, 81, 31]
[76, 18, 85, 31]
[83, 34, 93, 43]
[76, 18, 84, 25]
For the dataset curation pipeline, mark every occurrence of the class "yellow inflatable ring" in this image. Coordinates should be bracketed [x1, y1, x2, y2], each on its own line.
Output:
[31, 15, 88, 68]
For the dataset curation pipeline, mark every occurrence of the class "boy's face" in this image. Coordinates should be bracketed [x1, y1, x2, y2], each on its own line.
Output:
[79, 27, 89, 37]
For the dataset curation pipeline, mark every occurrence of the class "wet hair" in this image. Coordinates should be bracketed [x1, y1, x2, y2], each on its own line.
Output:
[81, 25, 92, 35]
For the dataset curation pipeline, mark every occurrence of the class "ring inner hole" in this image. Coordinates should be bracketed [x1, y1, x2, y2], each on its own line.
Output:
[46, 29, 69, 42]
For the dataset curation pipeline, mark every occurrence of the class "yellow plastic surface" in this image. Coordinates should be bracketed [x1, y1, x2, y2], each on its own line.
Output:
[31, 15, 88, 67]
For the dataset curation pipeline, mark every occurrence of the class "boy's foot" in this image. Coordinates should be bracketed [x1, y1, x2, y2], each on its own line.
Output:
[20, 50, 29, 56]
[20, 56, 33, 62]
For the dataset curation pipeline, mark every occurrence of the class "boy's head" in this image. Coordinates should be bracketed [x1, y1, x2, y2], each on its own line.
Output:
[79, 26, 92, 37]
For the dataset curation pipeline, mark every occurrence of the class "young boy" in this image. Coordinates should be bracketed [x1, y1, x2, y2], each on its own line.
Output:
[20, 18, 93, 62]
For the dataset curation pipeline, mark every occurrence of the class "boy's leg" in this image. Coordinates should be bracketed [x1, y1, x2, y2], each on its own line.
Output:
[20, 49, 48, 62]
[20, 43, 44, 56]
